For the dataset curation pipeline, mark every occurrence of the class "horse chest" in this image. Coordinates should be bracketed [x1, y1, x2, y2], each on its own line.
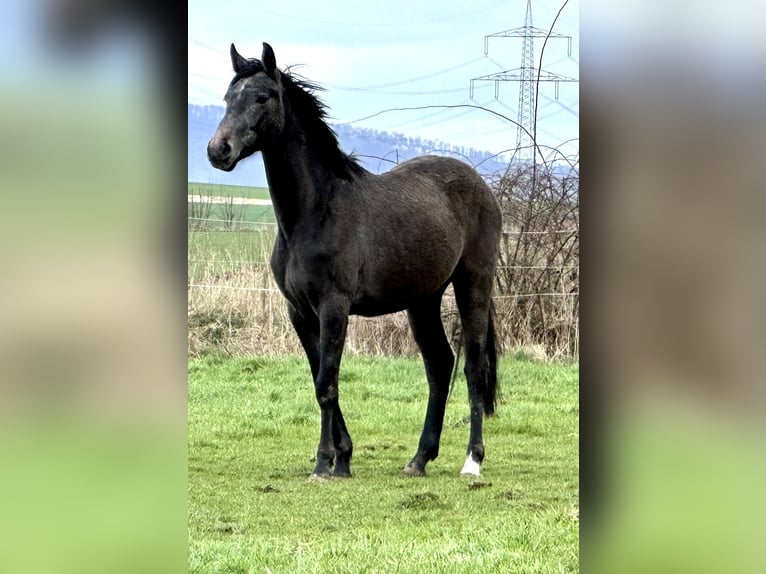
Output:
[272, 245, 355, 311]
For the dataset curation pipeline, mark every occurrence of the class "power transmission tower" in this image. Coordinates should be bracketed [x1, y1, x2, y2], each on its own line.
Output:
[470, 0, 577, 164]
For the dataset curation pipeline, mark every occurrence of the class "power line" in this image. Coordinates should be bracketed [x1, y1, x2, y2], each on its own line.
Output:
[338, 103, 521, 129]
[256, 3, 506, 28]
[328, 57, 485, 92]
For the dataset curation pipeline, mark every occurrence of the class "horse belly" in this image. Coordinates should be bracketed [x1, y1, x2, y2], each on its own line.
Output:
[350, 298, 409, 317]
[352, 260, 455, 317]
[350, 287, 437, 317]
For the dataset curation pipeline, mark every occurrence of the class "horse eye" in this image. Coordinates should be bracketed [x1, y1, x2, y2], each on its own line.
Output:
[256, 95, 269, 104]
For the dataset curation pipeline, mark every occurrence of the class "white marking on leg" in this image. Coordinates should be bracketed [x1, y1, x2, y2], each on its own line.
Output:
[460, 454, 481, 476]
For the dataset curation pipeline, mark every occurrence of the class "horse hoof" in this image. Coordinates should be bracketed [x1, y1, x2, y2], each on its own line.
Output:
[460, 455, 481, 477]
[402, 463, 426, 477]
[332, 470, 352, 479]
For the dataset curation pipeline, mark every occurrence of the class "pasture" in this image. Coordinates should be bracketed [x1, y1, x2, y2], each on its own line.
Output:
[188, 354, 579, 573]
[188, 182, 275, 287]
[187, 180, 578, 359]
[189, 42, 579, 570]
[188, 183, 275, 233]
[188, 183, 271, 201]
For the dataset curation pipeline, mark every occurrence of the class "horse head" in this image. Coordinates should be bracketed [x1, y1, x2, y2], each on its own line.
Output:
[207, 42, 285, 171]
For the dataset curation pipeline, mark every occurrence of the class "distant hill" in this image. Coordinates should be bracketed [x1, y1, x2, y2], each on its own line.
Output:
[188, 104, 512, 187]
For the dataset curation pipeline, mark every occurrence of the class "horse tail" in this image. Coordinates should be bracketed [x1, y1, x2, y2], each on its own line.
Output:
[484, 300, 499, 417]
[449, 315, 462, 400]
[448, 300, 499, 417]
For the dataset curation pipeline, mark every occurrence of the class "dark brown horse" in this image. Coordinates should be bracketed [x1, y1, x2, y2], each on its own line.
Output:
[208, 43, 501, 479]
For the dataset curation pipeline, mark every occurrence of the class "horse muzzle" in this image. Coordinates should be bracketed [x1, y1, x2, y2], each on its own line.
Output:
[207, 135, 236, 171]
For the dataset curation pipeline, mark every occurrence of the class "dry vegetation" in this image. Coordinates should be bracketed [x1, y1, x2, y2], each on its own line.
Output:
[188, 163, 578, 360]
[492, 163, 579, 359]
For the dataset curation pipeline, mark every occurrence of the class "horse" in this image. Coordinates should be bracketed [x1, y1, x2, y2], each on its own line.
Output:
[208, 43, 502, 479]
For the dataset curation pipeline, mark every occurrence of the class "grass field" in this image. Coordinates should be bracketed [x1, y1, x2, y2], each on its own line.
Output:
[188, 182, 276, 234]
[188, 354, 579, 573]
[188, 203, 276, 229]
[188, 182, 277, 283]
[188, 182, 271, 201]
[188, 230, 275, 284]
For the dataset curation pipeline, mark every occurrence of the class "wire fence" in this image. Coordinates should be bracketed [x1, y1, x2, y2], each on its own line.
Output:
[188, 163, 579, 359]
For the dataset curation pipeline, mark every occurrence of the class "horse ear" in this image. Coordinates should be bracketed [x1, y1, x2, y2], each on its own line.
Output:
[262, 42, 277, 77]
[230, 43, 249, 74]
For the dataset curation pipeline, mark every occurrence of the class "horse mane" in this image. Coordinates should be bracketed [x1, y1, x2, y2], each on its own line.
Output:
[232, 60, 365, 180]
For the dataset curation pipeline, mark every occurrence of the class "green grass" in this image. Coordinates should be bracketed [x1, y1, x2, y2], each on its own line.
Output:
[188, 182, 276, 238]
[188, 182, 271, 201]
[188, 355, 579, 573]
[188, 230, 276, 283]
[189, 230, 275, 260]
[189, 203, 276, 226]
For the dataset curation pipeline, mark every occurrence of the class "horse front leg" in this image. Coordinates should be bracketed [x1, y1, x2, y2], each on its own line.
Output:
[311, 296, 351, 480]
[288, 303, 320, 381]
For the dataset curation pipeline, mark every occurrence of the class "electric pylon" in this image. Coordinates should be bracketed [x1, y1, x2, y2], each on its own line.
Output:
[470, 0, 577, 163]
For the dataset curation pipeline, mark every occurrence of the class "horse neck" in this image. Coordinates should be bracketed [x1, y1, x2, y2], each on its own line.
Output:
[261, 110, 337, 240]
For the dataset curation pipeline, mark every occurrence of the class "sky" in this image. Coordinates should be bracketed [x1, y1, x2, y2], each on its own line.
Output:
[188, 0, 580, 164]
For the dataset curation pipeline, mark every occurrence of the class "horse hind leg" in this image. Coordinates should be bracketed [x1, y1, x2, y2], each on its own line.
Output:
[453, 266, 498, 477]
[403, 295, 455, 477]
